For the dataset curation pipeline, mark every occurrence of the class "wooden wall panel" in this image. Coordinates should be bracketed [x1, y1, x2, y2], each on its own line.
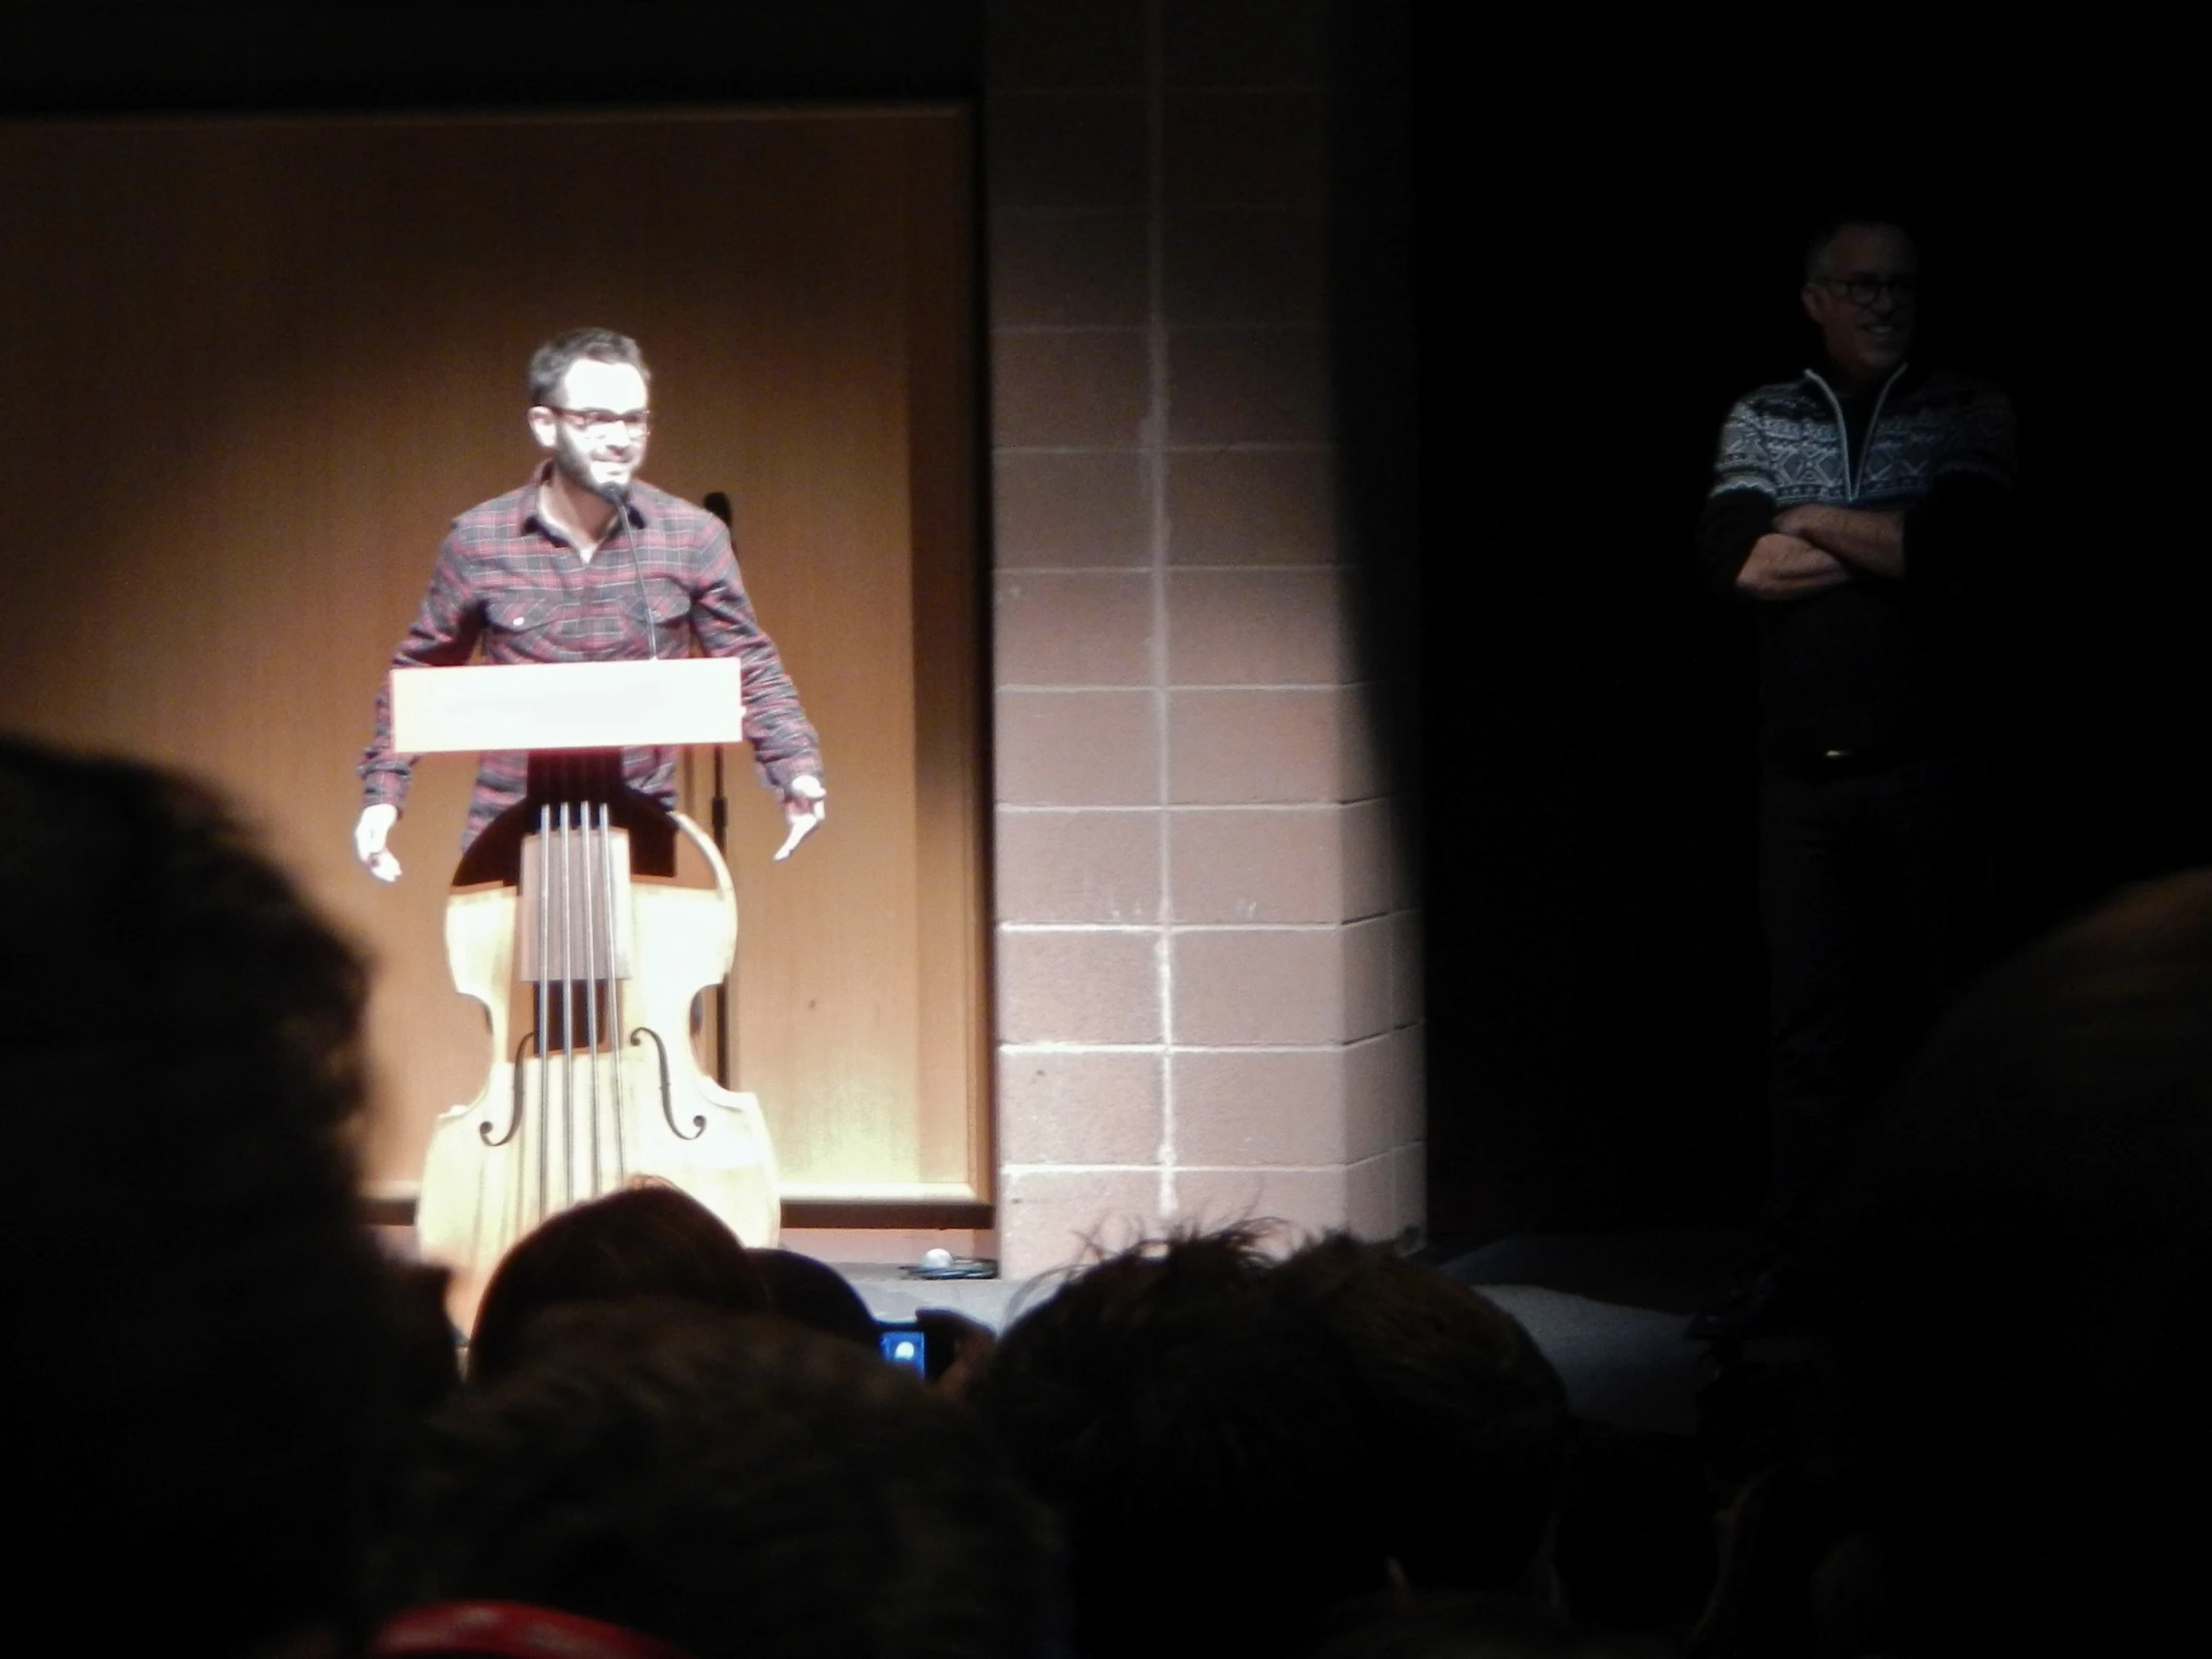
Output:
[0, 110, 983, 1209]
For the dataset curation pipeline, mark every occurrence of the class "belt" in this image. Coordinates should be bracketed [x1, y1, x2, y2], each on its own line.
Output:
[1765, 743, 1936, 780]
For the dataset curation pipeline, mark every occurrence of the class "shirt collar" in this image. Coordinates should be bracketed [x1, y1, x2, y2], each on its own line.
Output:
[522, 459, 648, 542]
[1803, 359, 1916, 406]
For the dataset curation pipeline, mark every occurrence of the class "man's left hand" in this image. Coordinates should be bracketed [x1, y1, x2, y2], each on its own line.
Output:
[774, 774, 827, 861]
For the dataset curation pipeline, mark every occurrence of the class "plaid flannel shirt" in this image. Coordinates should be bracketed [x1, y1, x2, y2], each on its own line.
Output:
[360, 464, 822, 844]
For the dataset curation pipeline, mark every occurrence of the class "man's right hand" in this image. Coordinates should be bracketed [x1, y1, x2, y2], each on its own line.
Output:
[354, 804, 401, 882]
[1735, 533, 1853, 600]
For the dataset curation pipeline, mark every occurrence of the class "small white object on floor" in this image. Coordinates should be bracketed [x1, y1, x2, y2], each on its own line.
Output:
[920, 1247, 955, 1270]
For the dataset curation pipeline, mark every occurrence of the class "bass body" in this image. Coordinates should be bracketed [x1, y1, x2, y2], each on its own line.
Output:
[415, 778, 778, 1328]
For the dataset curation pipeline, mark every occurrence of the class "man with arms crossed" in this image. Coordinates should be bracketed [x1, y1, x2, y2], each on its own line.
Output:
[356, 326, 824, 877]
[1689, 221, 2015, 1339]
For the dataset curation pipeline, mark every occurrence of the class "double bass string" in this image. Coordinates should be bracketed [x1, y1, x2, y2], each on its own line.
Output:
[560, 797, 579, 1212]
[598, 800, 630, 1189]
[583, 798, 603, 1197]
[535, 800, 553, 1231]
[520, 781, 639, 1233]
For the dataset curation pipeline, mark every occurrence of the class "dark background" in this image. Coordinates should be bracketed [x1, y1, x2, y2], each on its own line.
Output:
[1413, 35, 2201, 1242]
[6, 4, 2195, 1246]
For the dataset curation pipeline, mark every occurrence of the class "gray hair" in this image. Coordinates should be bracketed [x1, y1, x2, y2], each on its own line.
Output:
[1803, 215, 1916, 282]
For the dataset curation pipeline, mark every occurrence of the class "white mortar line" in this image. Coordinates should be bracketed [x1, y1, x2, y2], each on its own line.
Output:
[1008, 1168, 1363, 1185]
[1145, 0, 1176, 1222]
[1003, 1163, 1178, 1175]
[998, 680, 1349, 693]
[998, 921, 1359, 934]
[1183, 1159, 1392, 1174]
[997, 562, 1348, 575]
[998, 679, 1380, 693]
[997, 803, 1343, 815]
[993, 319, 1317, 332]
[993, 440, 1332, 456]
[1000, 1041, 1354, 1056]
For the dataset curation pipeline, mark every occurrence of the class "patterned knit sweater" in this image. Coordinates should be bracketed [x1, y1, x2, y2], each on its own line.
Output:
[1711, 364, 2015, 514]
[1696, 363, 2017, 763]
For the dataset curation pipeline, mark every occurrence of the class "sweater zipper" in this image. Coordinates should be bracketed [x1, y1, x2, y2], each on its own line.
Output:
[1806, 362, 1908, 503]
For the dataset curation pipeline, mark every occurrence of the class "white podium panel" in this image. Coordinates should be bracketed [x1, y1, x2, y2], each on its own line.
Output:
[390, 659, 747, 754]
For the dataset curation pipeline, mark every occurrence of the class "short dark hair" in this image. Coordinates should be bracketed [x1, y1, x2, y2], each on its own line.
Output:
[970, 1227, 1371, 1650]
[527, 326, 650, 407]
[391, 1302, 1061, 1659]
[1810, 869, 2212, 1650]
[748, 1246, 884, 1354]
[1802, 214, 1916, 282]
[467, 1183, 771, 1383]
[967, 1225, 1570, 1652]
[0, 738, 394, 1654]
[1273, 1233, 1572, 1593]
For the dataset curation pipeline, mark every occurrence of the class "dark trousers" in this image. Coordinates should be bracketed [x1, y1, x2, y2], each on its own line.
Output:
[1759, 756, 1967, 1235]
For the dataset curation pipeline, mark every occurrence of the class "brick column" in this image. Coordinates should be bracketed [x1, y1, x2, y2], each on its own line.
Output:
[987, 0, 1421, 1278]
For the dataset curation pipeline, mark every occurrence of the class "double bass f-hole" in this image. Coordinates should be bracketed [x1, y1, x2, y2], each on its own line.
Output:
[483, 1030, 538, 1148]
[627, 1025, 701, 1140]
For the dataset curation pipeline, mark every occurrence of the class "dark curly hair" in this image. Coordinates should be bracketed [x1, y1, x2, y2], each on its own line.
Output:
[1810, 869, 2212, 1651]
[966, 1225, 1570, 1653]
[391, 1301, 1061, 1659]
[1, 738, 393, 1654]
[467, 1182, 771, 1384]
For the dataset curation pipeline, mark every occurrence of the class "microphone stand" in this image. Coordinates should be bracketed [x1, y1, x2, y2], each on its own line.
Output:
[605, 477, 737, 1091]
[600, 479, 655, 664]
[703, 490, 738, 1092]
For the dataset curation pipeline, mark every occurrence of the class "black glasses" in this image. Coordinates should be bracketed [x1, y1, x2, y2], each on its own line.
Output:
[550, 406, 654, 434]
[1820, 275, 1918, 306]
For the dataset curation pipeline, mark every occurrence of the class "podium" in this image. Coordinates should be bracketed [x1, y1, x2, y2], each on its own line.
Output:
[391, 657, 750, 755]
[392, 659, 778, 1325]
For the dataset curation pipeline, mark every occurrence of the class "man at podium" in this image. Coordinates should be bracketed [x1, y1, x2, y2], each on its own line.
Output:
[353, 327, 825, 879]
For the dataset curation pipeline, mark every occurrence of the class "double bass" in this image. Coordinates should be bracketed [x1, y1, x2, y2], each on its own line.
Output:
[395, 661, 779, 1324]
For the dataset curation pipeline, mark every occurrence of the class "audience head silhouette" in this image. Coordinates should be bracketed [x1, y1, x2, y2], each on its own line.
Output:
[35, 731, 2195, 1659]
[0, 738, 395, 1656]
[967, 1225, 1570, 1655]
[747, 1245, 884, 1353]
[1813, 868, 2212, 1651]
[390, 1301, 1060, 1659]
[467, 1182, 770, 1383]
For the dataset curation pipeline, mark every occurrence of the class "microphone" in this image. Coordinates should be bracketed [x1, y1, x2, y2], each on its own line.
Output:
[597, 477, 658, 663]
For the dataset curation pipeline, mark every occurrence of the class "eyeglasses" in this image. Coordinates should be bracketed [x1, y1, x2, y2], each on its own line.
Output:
[549, 406, 654, 434]
[1819, 275, 1919, 306]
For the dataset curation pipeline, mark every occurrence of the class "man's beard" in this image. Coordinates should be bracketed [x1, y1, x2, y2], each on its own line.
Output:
[552, 427, 634, 497]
